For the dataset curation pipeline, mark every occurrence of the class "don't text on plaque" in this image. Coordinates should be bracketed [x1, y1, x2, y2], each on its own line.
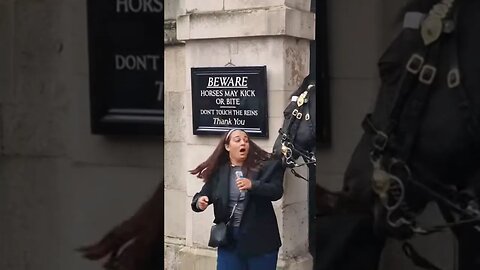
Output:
[87, 0, 164, 135]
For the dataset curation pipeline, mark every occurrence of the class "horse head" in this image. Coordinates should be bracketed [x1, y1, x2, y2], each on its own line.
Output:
[273, 75, 316, 168]
[334, 0, 480, 239]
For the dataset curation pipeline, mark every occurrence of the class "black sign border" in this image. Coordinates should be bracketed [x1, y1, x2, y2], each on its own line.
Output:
[86, 0, 164, 136]
[191, 66, 269, 138]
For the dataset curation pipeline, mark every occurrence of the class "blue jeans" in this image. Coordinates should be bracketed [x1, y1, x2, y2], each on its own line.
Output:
[217, 227, 278, 270]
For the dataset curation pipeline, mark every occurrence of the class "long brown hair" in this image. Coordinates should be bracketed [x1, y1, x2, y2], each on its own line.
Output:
[189, 129, 272, 182]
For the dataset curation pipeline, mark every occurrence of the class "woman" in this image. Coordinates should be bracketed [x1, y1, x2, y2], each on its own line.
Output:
[190, 128, 285, 270]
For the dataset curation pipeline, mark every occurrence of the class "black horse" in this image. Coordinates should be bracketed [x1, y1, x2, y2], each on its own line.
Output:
[272, 74, 319, 266]
[273, 74, 316, 168]
[316, 1, 480, 269]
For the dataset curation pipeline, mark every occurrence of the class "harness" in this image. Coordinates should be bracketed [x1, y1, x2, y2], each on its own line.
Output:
[363, 1, 480, 269]
[278, 82, 316, 179]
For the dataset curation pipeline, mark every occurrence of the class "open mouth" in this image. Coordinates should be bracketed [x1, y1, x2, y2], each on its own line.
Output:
[239, 148, 246, 154]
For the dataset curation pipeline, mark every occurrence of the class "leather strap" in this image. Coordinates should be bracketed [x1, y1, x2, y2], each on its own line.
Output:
[396, 40, 441, 161]
[402, 242, 443, 270]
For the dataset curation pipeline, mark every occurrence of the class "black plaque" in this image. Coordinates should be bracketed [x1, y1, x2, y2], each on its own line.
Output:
[191, 66, 268, 137]
[87, 0, 164, 135]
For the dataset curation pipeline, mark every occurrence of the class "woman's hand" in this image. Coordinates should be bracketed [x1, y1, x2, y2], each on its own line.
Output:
[236, 178, 252, 191]
[197, 196, 209, 210]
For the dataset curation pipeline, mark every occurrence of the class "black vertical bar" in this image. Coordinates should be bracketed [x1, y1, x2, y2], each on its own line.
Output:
[309, 0, 317, 268]
[310, 0, 317, 80]
[317, 0, 331, 147]
[308, 164, 317, 269]
[310, 0, 330, 268]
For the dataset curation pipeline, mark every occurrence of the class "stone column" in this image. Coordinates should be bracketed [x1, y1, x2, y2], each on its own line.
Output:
[165, 0, 315, 269]
[164, 0, 189, 268]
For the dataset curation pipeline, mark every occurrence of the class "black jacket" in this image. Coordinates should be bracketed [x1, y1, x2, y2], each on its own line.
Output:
[191, 159, 285, 257]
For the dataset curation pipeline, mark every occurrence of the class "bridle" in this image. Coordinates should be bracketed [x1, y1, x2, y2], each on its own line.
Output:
[278, 83, 316, 180]
[362, 0, 480, 270]
[363, 1, 480, 268]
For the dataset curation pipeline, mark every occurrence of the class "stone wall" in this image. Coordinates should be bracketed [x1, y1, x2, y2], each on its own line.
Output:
[0, 1, 163, 269]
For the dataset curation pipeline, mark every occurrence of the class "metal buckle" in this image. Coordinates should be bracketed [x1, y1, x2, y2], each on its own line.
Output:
[418, 64, 437, 85]
[281, 143, 292, 158]
[447, 68, 460, 88]
[387, 213, 413, 228]
[282, 143, 294, 166]
[292, 109, 303, 119]
[373, 131, 389, 151]
[406, 54, 424, 74]
[383, 174, 405, 211]
[388, 158, 412, 180]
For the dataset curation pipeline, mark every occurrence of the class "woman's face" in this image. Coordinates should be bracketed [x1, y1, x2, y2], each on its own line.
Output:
[225, 130, 250, 165]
